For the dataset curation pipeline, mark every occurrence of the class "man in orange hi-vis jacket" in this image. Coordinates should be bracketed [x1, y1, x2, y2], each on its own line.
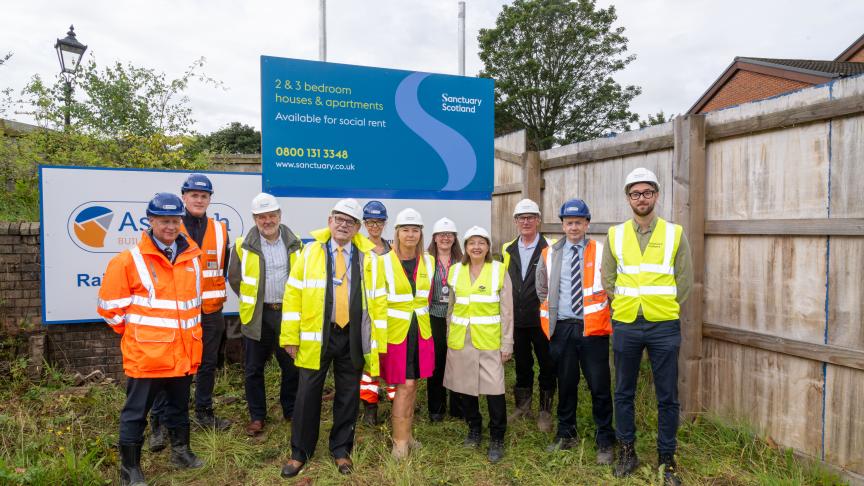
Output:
[97, 193, 205, 486]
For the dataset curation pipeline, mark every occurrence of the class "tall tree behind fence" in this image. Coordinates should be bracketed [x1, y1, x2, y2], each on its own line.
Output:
[491, 75, 864, 482]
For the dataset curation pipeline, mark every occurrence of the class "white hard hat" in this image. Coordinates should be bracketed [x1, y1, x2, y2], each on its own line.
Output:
[395, 208, 424, 228]
[513, 198, 541, 217]
[624, 167, 659, 192]
[432, 217, 458, 235]
[463, 225, 491, 242]
[251, 192, 280, 215]
[332, 198, 363, 221]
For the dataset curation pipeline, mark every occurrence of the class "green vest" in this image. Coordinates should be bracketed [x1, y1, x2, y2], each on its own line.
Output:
[448, 261, 506, 350]
[607, 218, 682, 323]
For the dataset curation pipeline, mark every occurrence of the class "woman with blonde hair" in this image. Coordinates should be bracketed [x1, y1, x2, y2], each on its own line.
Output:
[444, 226, 514, 463]
[380, 208, 435, 459]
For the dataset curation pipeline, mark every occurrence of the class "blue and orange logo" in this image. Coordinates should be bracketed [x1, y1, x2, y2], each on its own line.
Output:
[72, 206, 114, 248]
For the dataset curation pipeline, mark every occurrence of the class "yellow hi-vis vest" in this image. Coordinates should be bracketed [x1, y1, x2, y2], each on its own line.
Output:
[279, 228, 386, 374]
[501, 236, 556, 270]
[607, 218, 682, 323]
[234, 236, 300, 325]
[448, 260, 506, 350]
[382, 251, 434, 344]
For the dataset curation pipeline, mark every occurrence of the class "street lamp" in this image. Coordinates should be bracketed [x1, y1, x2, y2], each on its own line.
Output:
[54, 25, 87, 127]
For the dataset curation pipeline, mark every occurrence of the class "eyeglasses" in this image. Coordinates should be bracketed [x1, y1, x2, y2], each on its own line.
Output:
[333, 216, 358, 227]
[364, 220, 384, 228]
[515, 215, 538, 223]
[435, 233, 455, 239]
[628, 190, 657, 201]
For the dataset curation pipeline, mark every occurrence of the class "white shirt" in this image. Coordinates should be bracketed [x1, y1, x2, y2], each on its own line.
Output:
[261, 234, 288, 303]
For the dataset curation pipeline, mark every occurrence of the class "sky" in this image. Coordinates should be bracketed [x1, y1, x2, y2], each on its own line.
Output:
[2, 0, 862, 134]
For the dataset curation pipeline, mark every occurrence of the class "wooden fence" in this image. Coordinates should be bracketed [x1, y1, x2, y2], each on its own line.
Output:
[491, 75, 864, 482]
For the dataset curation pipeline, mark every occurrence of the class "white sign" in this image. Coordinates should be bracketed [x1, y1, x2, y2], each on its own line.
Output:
[40, 167, 261, 324]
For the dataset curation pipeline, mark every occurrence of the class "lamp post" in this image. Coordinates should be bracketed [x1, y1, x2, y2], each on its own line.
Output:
[54, 25, 87, 128]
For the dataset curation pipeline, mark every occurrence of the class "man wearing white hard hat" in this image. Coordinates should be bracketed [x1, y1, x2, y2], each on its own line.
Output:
[279, 199, 386, 477]
[601, 168, 692, 485]
[501, 198, 557, 432]
[227, 192, 303, 438]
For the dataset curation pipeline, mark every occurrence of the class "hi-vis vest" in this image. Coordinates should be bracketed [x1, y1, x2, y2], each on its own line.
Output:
[501, 236, 556, 270]
[448, 260, 506, 351]
[97, 232, 203, 379]
[181, 218, 227, 314]
[279, 228, 386, 375]
[234, 235, 301, 325]
[382, 251, 434, 344]
[539, 240, 611, 338]
[607, 218, 682, 323]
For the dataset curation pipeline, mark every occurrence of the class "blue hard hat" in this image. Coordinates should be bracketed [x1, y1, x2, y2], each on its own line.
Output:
[147, 193, 186, 217]
[181, 173, 214, 194]
[363, 200, 388, 220]
[559, 198, 591, 221]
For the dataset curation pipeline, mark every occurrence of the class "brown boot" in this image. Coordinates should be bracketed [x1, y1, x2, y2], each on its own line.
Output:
[507, 387, 533, 422]
[537, 389, 554, 433]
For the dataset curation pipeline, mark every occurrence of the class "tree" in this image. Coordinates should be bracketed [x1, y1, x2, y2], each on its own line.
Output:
[637, 110, 672, 129]
[194, 122, 261, 154]
[479, 0, 641, 149]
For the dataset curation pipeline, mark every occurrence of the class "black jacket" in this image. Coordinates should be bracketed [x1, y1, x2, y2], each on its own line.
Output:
[505, 235, 551, 328]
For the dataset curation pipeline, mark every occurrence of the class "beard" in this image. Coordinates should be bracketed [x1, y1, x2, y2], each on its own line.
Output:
[632, 202, 655, 217]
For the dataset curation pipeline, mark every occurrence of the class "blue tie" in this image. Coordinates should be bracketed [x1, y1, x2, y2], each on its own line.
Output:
[571, 245, 583, 316]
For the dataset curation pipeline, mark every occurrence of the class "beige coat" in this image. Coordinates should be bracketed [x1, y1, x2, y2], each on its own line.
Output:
[443, 269, 514, 397]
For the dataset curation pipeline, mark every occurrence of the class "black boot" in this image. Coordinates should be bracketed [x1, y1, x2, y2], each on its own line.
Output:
[537, 389, 554, 432]
[464, 428, 481, 448]
[659, 453, 682, 486]
[362, 402, 379, 426]
[168, 426, 204, 469]
[507, 387, 533, 422]
[194, 408, 231, 431]
[613, 441, 639, 477]
[487, 438, 505, 464]
[119, 444, 147, 486]
[148, 418, 166, 453]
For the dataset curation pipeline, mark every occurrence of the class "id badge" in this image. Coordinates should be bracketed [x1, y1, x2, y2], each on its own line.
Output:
[439, 285, 450, 303]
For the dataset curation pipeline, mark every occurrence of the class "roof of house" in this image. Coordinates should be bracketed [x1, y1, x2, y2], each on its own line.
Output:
[836, 33, 864, 62]
[740, 57, 864, 77]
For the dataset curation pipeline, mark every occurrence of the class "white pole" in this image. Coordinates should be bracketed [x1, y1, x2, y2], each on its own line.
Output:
[458, 1, 466, 75]
[319, 0, 327, 62]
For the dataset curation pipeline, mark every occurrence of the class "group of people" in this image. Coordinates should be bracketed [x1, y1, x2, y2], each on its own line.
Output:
[96, 166, 692, 486]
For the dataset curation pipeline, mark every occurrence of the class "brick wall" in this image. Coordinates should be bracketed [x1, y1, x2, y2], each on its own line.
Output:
[847, 49, 864, 63]
[699, 70, 812, 113]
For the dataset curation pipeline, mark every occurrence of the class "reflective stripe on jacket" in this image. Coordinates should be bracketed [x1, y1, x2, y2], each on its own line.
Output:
[448, 260, 506, 350]
[182, 218, 227, 314]
[382, 251, 434, 344]
[279, 228, 386, 375]
[607, 218, 682, 323]
[538, 239, 611, 338]
[96, 232, 203, 378]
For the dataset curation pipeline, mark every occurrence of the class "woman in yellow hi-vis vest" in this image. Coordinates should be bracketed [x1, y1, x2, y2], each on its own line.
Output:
[443, 226, 514, 464]
[380, 208, 436, 459]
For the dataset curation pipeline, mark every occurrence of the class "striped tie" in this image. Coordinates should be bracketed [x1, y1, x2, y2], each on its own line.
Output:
[571, 245, 583, 316]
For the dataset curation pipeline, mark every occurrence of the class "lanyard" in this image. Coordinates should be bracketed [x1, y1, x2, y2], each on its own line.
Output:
[437, 257, 450, 287]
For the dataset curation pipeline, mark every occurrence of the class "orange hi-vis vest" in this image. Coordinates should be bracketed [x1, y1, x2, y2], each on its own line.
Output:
[539, 239, 611, 338]
[181, 218, 227, 314]
[97, 232, 204, 378]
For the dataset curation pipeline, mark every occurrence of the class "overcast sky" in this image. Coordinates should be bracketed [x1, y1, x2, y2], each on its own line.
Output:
[2, 0, 862, 134]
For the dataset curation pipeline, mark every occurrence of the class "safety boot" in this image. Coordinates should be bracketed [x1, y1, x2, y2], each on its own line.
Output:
[168, 426, 204, 469]
[194, 407, 231, 431]
[659, 453, 682, 486]
[613, 441, 640, 477]
[148, 418, 166, 453]
[463, 427, 482, 448]
[119, 444, 147, 486]
[537, 389, 554, 433]
[487, 438, 505, 463]
[507, 387, 533, 422]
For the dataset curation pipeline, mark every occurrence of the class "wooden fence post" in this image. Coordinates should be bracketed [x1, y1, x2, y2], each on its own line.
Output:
[522, 150, 542, 208]
[672, 114, 706, 417]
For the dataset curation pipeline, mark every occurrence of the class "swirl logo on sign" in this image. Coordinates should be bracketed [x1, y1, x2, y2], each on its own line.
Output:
[395, 72, 477, 191]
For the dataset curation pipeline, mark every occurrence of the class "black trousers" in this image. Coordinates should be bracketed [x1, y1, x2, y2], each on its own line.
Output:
[291, 324, 362, 462]
[549, 319, 615, 447]
[244, 307, 299, 421]
[462, 393, 506, 440]
[513, 325, 556, 392]
[151, 310, 226, 419]
[427, 315, 449, 415]
[120, 375, 192, 446]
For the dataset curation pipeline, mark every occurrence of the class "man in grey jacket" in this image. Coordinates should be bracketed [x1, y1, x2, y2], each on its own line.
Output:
[228, 193, 303, 437]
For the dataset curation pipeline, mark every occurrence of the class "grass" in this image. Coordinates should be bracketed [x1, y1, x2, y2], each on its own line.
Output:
[0, 354, 847, 485]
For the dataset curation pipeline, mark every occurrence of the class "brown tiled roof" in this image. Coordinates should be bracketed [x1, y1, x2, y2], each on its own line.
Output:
[739, 57, 864, 77]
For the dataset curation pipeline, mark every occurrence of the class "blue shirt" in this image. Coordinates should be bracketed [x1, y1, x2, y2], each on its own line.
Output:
[557, 238, 586, 320]
[151, 234, 178, 263]
[328, 239, 354, 322]
[517, 233, 540, 280]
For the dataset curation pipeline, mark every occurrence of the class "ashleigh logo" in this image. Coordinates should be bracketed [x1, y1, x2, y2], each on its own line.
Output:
[72, 206, 114, 248]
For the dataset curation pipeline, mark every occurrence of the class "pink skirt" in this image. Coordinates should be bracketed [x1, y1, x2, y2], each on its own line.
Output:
[380, 334, 435, 384]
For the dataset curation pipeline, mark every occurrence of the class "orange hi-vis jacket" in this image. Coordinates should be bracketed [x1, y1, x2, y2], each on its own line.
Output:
[97, 231, 204, 378]
[181, 218, 227, 314]
[538, 239, 611, 338]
